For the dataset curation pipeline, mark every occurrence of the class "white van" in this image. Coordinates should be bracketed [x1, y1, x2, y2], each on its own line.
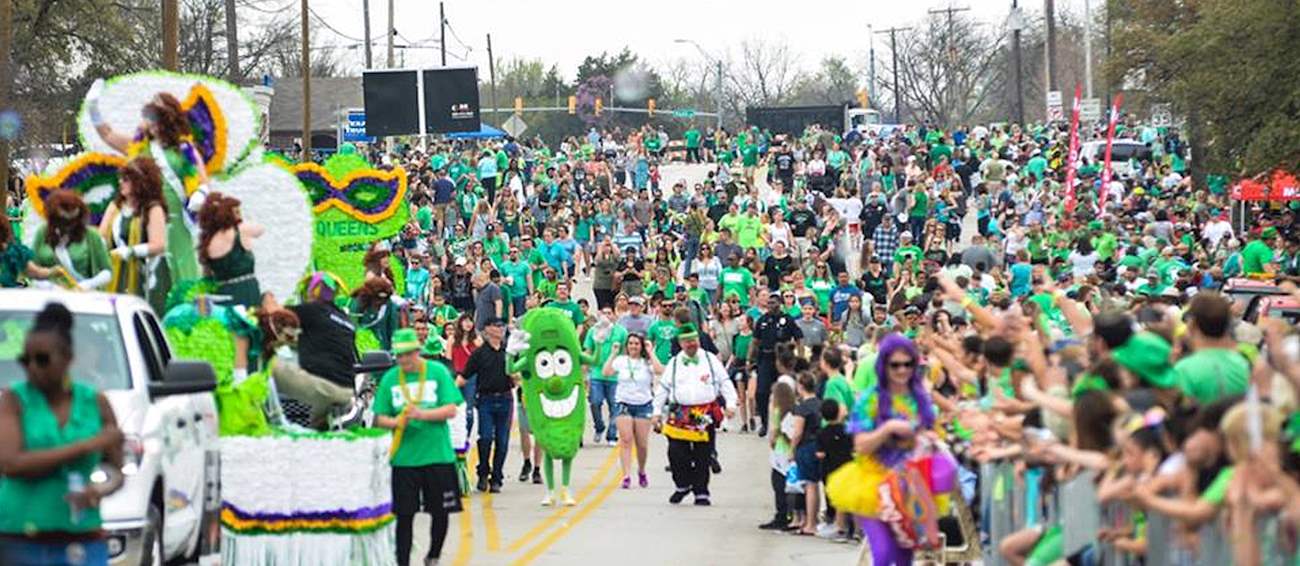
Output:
[0, 290, 221, 565]
[1079, 139, 1152, 179]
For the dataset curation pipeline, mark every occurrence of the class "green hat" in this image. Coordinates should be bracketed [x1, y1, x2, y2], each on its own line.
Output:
[1088, 220, 1104, 231]
[1112, 332, 1175, 389]
[420, 336, 445, 358]
[392, 328, 421, 355]
[1262, 227, 1279, 239]
[677, 323, 700, 340]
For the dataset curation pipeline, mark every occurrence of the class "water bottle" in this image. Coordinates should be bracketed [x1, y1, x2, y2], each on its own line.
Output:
[67, 471, 85, 525]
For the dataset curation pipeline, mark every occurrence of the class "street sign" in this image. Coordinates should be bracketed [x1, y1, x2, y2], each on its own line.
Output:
[1080, 98, 1102, 122]
[341, 109, 374, 143]
[502, 114, 528, 137]
[1046, 91, 1063, 122]
[672, 109, 697, 119]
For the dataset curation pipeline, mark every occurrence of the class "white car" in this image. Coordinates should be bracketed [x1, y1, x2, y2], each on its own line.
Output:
[0, 290, 221, 565]
[1079, 139, 1152, 180]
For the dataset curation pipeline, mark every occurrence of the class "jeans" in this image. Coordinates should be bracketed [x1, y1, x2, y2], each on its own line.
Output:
[588, 379, 619, 441]
[0, 539, 108, 566]
[475, 394, 512, 484]
[909, 216, 925, 241]
[682, 236, 700, 275]
[510, 295, 526, 321]
[459, 376, 478, 437]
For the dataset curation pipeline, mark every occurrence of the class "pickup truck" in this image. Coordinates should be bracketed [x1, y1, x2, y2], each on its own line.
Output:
[0, 290, 221, 565]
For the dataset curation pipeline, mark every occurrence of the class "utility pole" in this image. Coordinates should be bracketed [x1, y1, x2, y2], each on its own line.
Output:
[301, 0, 312, 162]
[0, 0, 12, 205]
[875, 26, 911, 124]
[487, 33, 497, 125]
[439, 2, 447, 66]
[1044, 0, 1058, 91]
[386, 0, 395, 68]
[362, 0, 372, 68]
[928, 5, 970, 125]
[1083, 0, 1093, 98]
[868, 24, 876, 107]
[225, 0, 240, 80]
[715, 60, 723, 130]
[1010, 0, 1025, 124]
[162, 0, 179, 70]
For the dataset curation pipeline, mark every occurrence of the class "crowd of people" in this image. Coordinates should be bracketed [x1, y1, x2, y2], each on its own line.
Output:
[5, 109, 1300, 565]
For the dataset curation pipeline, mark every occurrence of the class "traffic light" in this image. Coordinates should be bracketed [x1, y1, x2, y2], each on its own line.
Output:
[857, 89, 869, 109]
[514, 97, 523, 116]
[647, 98, 656, 117]
[595, 97, 603, 116]
[568, 96, 576, 115]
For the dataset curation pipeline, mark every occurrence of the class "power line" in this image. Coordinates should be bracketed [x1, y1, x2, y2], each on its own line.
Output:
[237, 0, 296, 15]
[306, 5, 364, 42]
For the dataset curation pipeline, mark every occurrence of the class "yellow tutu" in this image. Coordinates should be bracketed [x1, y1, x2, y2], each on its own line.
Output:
[826, 455, 890, 517]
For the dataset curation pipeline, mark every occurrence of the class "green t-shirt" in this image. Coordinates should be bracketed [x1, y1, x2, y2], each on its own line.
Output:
[807, 277, 835, 314]
[483, 235, 509, 266]
[645, 280, 678, 299]
[1199, 466, 1235, 505]
[735, 215, 763, 249]
[684, 129, 702, 148]
[1241, 239, 1274, 275]
[498, 260, 531, 297]
[584, 324, 629, 382]
[647, 319, 679, 364]
[828, 150, 849, 170]
[733, 333, 753, 360]
[823, 374, 855, 412]
[894, 245, 924, 269]
[372, 361, 463, 467]
[537, 278, 558, 299]
[427, 304, 459, 336]
[909, 190, 929, 218]
[741, 144, 759, 167]
[416, 206, 434, 231]
[549, 299, 585, 326]
[644, 136, 663, 152]
[1174, 348, 1250, 406]
[720, 267, 755, 306]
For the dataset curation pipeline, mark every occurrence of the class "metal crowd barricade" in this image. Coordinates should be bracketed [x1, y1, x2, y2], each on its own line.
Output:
[1144, 509, 1174, 566]
[1195, 520, 1232, 566]
[1059, 469, 1100, 559]
[981, 461, 1016, 566]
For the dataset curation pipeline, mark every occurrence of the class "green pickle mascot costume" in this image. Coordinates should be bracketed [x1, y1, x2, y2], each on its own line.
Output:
[508, 308, 595, 506]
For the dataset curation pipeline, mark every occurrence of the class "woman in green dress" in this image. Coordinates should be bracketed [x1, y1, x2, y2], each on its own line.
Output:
[31, 191, 113, 291]
[89, 87, 207, 284]
[0, 303, 125, 564]
[351, 278, 401, 352]
[197, 192, 264, 308]
[98, 158, 169, 311]
[0, 206, 45, 287]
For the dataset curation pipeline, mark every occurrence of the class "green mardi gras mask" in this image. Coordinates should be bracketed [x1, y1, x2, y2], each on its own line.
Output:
[513, 308, 588, 460]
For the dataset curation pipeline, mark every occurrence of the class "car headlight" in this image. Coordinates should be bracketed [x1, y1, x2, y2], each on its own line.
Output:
[121, 434, 144, 476]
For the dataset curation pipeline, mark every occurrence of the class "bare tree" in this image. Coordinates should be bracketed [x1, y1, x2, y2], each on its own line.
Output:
[883, 14, 1006, 126]
[726, 38, 804, 108]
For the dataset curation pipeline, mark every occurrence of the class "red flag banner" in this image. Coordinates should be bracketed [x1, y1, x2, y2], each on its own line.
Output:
[1099, 94, 1124, 211]
[1063, 84, 1083, 215]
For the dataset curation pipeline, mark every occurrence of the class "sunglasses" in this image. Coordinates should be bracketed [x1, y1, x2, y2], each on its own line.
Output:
[888, 361, 916, 370]
[19, 351, 52, 369]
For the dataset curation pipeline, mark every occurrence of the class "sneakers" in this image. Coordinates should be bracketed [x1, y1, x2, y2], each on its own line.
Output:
[668, 489, 690, 504]
[560, 488, 576, 506]
[815, 523, 839, 540]
[758, 519, 787, 530]
[489, 482, 502, 494]
[531, 469, 542, 484]
[519, 460, 533, 482]
[476, 477, 489, 493]
[710, 456, 722, 474]
[694, 494, 711, 506]
[621, 476, 631, 490]
[541, 492, 554, 507]
[638, 472, 648, 488]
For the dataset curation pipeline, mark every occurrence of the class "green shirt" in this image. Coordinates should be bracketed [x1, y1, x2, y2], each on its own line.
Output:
[720, 267, 755, 306]
[733, 333, 754, 360]
[741, 144, 759, 167]
[1199, 466, 1235, 505]
[373, 361, 463, 467]
[483, 235, 509, 266]
[909, 190, 929, 218]
[684, 129, 702, 148]
[807, 277, 835, 314]
[1174, 348, 1250, 405]
[583, 324, 629, 382]
[498, 260, 531, 297]
[549, 299, 585, 326]
[647, 319, 679, 364]
[894, 245, 924, 269]
[823, 374, 855, 412]
[0, 381, 104, 534]
[1241, 239, 1274, 275]
[427, 304, 459, 336]
[734, 215, 763, 249]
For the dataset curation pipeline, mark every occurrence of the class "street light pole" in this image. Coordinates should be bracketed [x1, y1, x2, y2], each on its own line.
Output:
[1083, 0, 1093, 98]
[1010, 0, 1025, 124]
[301, 0, 311, 162]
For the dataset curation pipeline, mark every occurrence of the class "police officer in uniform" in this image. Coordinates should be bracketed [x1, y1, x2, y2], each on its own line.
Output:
[749, 290, 802, 437]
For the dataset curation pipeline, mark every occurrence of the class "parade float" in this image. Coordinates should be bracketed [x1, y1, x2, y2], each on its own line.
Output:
[24, 71, 408, 566]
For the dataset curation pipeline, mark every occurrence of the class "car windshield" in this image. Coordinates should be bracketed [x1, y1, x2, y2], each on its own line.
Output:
[0, 311, 132, 391]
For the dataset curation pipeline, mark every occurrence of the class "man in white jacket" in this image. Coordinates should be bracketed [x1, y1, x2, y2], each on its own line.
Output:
[652, 323, 737, 506]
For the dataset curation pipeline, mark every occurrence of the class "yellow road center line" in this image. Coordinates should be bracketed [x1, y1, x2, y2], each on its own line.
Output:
[504, 449, 619, 553]
[481, 491, 501, 552]
[509, 457, 622, 566]
[452, 448, 478, 566]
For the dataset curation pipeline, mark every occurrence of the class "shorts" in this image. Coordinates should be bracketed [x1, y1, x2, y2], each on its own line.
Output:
[392, 463, 463, 515]
[617, 401, 653, 420]
[729, 364, 750, 384]
[795, 443, 822, 483]
[516, 399, 531, 433]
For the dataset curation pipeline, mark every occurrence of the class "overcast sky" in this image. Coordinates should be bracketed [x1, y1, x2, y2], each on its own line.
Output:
[307, 0, 1096, 79]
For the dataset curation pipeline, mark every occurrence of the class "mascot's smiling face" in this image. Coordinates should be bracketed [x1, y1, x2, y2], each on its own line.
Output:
[518, 308, 586, 459]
